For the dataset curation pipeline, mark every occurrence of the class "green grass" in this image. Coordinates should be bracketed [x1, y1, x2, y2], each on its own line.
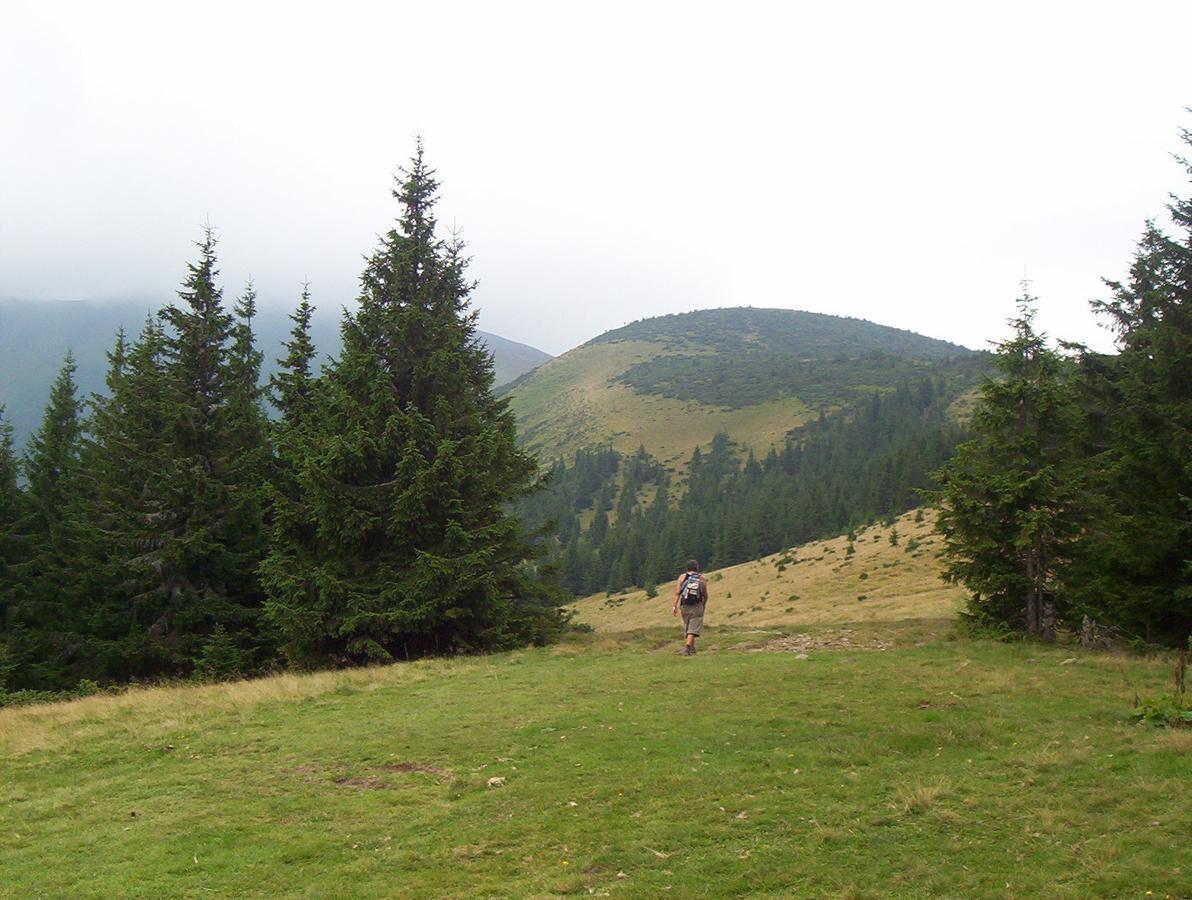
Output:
[2, 632, 1188, 898]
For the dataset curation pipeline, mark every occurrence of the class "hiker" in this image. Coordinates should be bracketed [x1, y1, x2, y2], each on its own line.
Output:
[672, 559, 709, 656]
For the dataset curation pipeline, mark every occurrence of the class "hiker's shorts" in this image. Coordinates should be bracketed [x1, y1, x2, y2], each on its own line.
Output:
[680, 601, 705, 636]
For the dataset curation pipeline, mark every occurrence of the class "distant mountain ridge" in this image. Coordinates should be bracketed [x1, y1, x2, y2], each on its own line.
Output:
[0, 298, 551, 449]
[588, 307, 968, 356]
[504, 306, 979, 466]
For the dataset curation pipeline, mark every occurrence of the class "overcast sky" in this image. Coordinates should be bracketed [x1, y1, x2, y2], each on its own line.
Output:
[2, 1, 1189, 355]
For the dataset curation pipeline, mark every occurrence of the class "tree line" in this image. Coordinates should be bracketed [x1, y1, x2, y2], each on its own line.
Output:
[935, 130, 1192, 648]
[0, 146, 564, 694]
[518, 362, 983, 596]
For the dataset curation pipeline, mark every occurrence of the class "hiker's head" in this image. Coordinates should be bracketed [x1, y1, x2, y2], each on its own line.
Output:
[687, 559, 699, 572]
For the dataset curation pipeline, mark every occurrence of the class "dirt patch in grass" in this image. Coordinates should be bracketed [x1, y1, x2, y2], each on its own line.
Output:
[378, 761, 451, 780]
[334, 776, 390, 790]
[285, 764, 324, 784]
[289, 760, 450, 787]
[757, 628, 892, 654]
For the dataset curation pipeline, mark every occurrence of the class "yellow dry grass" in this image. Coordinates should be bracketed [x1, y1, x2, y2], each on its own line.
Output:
[0, 656, 479, 758]
[895, 777, 953, 815]
[505, 339, 813, 466]
[569, 509, 965, 633]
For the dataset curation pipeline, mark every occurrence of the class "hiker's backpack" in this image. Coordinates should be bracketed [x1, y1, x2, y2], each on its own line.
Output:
[679, 572, 703, 605]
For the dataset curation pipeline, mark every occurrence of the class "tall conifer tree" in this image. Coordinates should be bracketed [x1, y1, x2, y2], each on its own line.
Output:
[224, 280, 272, 653]
[5, 353, 83, 686]
[0, 408, 20, 574]
[0, 407, 25, 689]
[262, 143, 559, 664]
[0, 407, 22, 575]
[934, 293, 1080, 638]
[72, 318, 175, 679]
[151, 231, 269, 671]
[70, 328, 130, 674]
[1071, 137, 1192, 643]
[264, 284, 322, 644]
[22, 352, 83, 526]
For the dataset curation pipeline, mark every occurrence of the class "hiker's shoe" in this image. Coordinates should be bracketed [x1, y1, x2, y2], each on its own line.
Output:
[684, 645, 695, 656]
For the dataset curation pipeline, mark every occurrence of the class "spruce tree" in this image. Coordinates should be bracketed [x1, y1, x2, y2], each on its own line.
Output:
[263, 284, 322, 649]
[5, 353, 84, 687]
[934, 293, 1080, 639]
[262, 143, 559, 664]
[1072, 146, 1192, 643]
[22, 352, 83, 526]
[70, 328, 130, 676]
[0, 407, 25, 689]
[150, 231, 269, 671]
[227, 281, 271, 464]
[224, 280, 272, 653]
[0, 407, 22, 580]
[72, 318, 175, 679]
[270, 283, 319, 430]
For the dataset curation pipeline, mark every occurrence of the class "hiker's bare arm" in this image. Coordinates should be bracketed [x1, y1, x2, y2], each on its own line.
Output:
[672, 579, 682, 615]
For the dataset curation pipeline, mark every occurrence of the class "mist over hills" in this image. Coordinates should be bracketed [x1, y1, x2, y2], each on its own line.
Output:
[0, 298, 551, 448]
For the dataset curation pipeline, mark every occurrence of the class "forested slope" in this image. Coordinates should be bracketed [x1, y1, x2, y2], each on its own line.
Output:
[508, 308, 987, 595]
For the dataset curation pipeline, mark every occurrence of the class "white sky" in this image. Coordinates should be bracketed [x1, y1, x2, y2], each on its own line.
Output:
[2, 1, 1189, 355]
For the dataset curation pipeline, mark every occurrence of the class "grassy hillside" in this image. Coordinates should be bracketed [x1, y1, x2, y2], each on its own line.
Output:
[504, 307, 979, 464]
[0, 298, 549, 448]
[504, 338, 812, 468]
[570, 510, 963, 633]
[2, 630, 1186, 897]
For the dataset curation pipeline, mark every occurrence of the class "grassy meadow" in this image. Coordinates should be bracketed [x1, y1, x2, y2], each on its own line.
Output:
[2, 626, 1188, 897]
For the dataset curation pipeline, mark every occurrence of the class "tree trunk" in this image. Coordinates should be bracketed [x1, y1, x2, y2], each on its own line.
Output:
[1081, 615, 1095, 648]
[1024, 550, 1040, 633]
[1040, 591, 1056, 643]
